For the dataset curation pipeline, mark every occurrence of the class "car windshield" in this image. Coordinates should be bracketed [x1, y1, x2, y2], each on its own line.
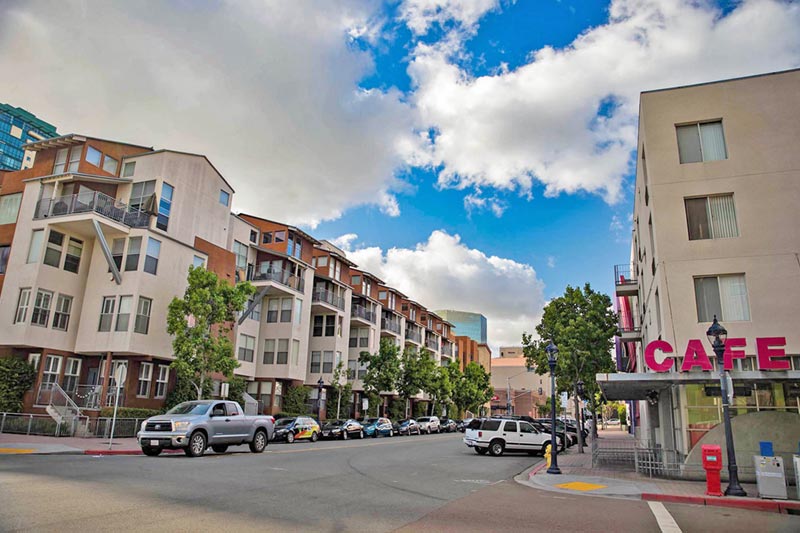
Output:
[418, 417, 429, 422]
[275, 418, 295, 427]
[325, 420, 343, 426]
[399, 419, 410, 424]
[364, 418, 379, 424]
[166, 402, 211, 415]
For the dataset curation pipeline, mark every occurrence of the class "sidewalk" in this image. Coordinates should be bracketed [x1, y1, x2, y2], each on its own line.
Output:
[516, 429, 800, 515]
[0, 433, 164, 455]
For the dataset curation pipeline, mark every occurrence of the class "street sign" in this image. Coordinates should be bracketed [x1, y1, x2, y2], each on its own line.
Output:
[220, 382, 230, 399]
[362, 398, 369, 410]
[559, 392, 568, 409]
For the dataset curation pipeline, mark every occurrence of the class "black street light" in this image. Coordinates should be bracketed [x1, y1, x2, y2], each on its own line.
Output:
[546, 341, 561, 475]
[706, 316, 746, 497]
[317, 377, 325, 418]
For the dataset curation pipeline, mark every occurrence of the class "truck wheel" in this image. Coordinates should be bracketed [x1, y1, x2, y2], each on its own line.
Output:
[342, 431, 348, 440]
[427, 427, 431, 434]
[489, 440, 505, 457]
[249, 429, 268, 453]
[475, 447, 488, 455]
[185, 431, 207, 457]
[310, 431, 319, 443]
[211, 445, 229, 454]
[359, 430, 364, 439]
[142, 446, 162, 457]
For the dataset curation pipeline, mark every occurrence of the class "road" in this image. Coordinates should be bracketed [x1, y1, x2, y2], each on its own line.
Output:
[1, 432, 798, 532]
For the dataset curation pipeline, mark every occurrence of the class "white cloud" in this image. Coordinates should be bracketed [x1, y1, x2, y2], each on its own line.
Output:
[464, 192, 507, 217]
[0, 0, 416, 227]
[330, 233, 359, 252]
[345, 230, 546, 351]
[547, 256, 556, 269]
[398, 0, 500, 36]
[407, 0, 800, 204]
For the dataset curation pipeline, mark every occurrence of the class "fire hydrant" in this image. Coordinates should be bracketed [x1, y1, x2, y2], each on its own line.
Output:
[545, 444, 552, 468]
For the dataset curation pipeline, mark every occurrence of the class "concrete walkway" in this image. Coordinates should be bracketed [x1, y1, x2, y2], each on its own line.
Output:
[0, 433, 150, 455]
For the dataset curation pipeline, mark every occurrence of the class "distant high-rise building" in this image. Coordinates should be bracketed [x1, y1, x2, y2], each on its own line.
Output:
[0, 103, 58, 171]
[436, 310, 487, 344]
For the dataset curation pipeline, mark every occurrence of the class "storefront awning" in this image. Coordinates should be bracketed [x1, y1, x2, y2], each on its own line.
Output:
[596, 371, 800, 400]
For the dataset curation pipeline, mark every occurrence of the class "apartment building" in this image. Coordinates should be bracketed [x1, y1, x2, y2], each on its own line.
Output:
[455, 335, 491, 373]
[599, 69, 800, 475]
[490, 356, 550, 416]
[0, 103, 58, 171]
[436, 309, 487, 344]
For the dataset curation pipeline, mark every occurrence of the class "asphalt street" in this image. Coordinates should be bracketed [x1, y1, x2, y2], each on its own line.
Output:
[0, 432, 798, 532]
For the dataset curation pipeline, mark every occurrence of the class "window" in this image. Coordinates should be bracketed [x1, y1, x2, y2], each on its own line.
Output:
[31, 289, 53, 327]
[28, 353, 41, 372]
[287, 233, 302, 259]
[351, 275, 361, 286]
[102, 155, 118, 174]
[42, 355, 62, 385]
[294, 299, 302, 325]
[238, 334, 255, 362]
[249, 298, 261, 321]
[125, 237, 141, 271]
[122, 161, 136, 177]
[273, 382, 283, 407]
[292, 340, 300, 365]
[317, 256, 328, 268]
[129, 180, 156, 211]
[0, 244, 8, 274]
[233, 241, 247, 271]
[144, 238, 160, 274]
[155, 365, 169, 398]
[262, 232, 272, 244]
[263, 339, 275, 364]
[313, 315, 323, 336]
[322, 351, 334, 373]
[62, 358, 81, 394]
[378, 290, 387, 300]
[43, 230, 64, 268]
[267, 298, 279, 323]
[694, 274, 750, 322]
[274, 230, 285, 243]
[52, 294, 73, 331]
[277, 339, 289, 364]
[135, 297, 152, 334]
[115, 295, 132, 331]
[685, 194, 738, 241]
[249, 230, 257, 243]
[310, 351, 321, 373]
[156, 183, 174, 231]
[67, 146, 81, 172]
[502, 421, 517, 432]
[0, 193, 22, 224]
[328, 258, 341, 281]
[110, 238, 125, 271]
[192, 255, 205, 268]
[53, 148, 68, 174]
[99, 296, 116, 331]
[137, 362, 153, 397]
[63, 238, 83, 273]
[27, 229, 44, 264]
[219, 189, 230, 206]
[86, 146, 102, 166]
[280, 297, 292, 322]
[359, 328, 369, 348]
[15, 288, 31, 323]
[677, 121, 727, 163]
[325, 315, 335, 337]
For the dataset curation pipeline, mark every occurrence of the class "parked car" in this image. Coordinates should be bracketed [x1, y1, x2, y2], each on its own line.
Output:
[397, 419, 421, 436]
[496, 415, 564, 450]
[416, 416, 441, 434]
[362, 417, 394, 437]
[459, 418, 482, 433]
[137, 400, 274, 457]
[606, 418, 621, 426]
[463, 418, 552, 457]
[272, 416, 321, 443]
[441, 418, 457, 432]
[321, 419, 364, 440]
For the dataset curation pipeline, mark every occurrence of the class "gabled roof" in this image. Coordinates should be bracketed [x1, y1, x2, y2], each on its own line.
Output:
[238, 213, 320, 245]
[22, 133, 151, 152]
[130, 149, 235, 193]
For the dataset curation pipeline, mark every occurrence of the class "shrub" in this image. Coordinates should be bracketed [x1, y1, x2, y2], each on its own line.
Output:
[99, 407, 162, 419]
[282, 385, 310, 414]
[388, 399, 406, 421]
[0, 358, 36, 412]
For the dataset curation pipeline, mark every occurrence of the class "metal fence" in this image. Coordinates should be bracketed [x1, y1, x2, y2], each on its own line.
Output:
[0, 413, 147, 438]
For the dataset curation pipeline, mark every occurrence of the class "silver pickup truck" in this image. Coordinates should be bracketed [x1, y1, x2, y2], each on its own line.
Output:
[137, 400, 274, 457]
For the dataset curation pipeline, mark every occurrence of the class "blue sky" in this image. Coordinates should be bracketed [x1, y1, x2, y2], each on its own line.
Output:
[3, 0, 798, 348]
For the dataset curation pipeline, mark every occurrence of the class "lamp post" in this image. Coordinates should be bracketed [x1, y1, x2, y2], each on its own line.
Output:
[546, 341, 561, 475]
[317, 377, 325, 418]
[706, 316, 746, 497]
[506, 368, 532, 415]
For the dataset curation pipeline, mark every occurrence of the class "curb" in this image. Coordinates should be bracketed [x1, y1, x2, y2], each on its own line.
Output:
[642, 492, 800, 515]
[528, 460, 548, 478]
[85, 449, 183, 456]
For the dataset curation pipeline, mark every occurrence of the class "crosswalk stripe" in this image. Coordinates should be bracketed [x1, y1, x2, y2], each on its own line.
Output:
[647, 501, 682, 533]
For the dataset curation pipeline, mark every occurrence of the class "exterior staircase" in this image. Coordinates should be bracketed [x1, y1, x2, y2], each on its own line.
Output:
[37, 382, 87, 436]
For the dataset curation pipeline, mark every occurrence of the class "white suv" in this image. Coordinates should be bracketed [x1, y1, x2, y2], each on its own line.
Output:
[416, 416, 441, 434]
[464, 418, 552, 456]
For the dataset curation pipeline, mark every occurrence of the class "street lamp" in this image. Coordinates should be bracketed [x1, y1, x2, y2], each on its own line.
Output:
[706, 316, 746, 497]
[545, 341, 561, 475]
[317, 377, 325, 418]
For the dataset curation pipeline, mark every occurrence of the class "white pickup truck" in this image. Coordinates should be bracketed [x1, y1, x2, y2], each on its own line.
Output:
[463, 418, 553, 457]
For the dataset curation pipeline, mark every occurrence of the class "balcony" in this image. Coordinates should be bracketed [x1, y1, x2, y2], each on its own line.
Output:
[381, 318, 401, 335]
[425, 336, 439, 351]
[34, 191, 150, 228]
[405, 328, 421, 343]
[614, 264, 638, 297]
[617, 325, 642, 342]
[441, 342, 453, 356]
[352, 304, 376, 324]
[252, 265, 305, 293]
[312, 287, 345, 310]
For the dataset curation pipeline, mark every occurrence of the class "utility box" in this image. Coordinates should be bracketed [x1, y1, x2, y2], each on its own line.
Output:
[793, 455, 800, 497]
[753, 455, 788, 500]
[701, 445, 723, 497]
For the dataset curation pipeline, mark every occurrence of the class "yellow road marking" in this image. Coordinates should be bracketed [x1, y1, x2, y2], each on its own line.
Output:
[0, 448, 36, 454]
[555, 481, 607, 492]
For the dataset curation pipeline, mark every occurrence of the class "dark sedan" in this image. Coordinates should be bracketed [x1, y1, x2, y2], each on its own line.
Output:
[441, 418, 457, 432]
[321, 419, 364, 440]
[397, 419, 421, 436]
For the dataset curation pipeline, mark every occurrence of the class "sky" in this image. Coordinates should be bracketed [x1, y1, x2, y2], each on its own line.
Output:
[2, 0, 799, 352]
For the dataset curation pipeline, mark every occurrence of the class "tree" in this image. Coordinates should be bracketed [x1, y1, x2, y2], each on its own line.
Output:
[227, 376, 246, 408]
[283, 385, 310, 415]
[396, 346, 436, 417]
[425, 363, 454, 417]
[359, 338, 401, 416]
[327, 361, 352, 419]
[451, 362, 493, 416]
[167, 266, 255, 400]
[0, 358, 36, 412]
[523, 283, 618, 451]
[538, 396, 552, 418]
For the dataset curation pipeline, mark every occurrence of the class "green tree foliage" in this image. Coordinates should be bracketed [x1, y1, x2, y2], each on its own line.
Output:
[359, 338, 401, 415]
[227, 376, 246, 408]
[425, 363, 454, 417]
[396, 346, 436, 417]
[0, 358, 36, 412]
[326, 361, 353, 419]
[387, 398, 406, 421]
[166, 266, 255, 400]
[165, 372, 212, 409]
[538, 396, 552, 418]
[282, 385, 310, 415]
[450, 362, 493, 416]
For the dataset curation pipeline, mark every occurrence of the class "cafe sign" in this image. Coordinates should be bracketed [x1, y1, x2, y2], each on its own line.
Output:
[644, 337, 791, 373]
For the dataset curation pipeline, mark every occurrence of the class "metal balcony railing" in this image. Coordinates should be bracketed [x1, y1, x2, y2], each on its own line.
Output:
[69, 384, 103, 410]
[614, 264, 636, 285]
[251, 265, 305, 292]
[405, 329, 421, 343]
[381, 318, 401, 334]
[617, 326, 642, 337]
[34, 191, 151, 228]
[352, 305, 376, 323]
[312, 288, 345, 310]
[441, 342, 453, 356]
[425, 336, 439, 351]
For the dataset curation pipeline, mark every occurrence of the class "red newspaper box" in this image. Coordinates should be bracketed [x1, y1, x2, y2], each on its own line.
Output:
[701, 444, 723, 496]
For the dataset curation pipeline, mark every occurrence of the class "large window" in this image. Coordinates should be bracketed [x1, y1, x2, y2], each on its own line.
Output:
[685, 194, 738, 240]
[238, 334, 255, 362]
[53, 148, 68, 174]
[125, 237, 141, 271]
[137, 362, 153, 397]
[99, 296, 116, 331]
[156, 183, 174, 231]
[102, 155, 118, 174]
[677, 121, 727, 164]
[263, 339, 275, 364]
[155, 365, 169, 398]
[130, 180, 156, 212]
[310, 351, 321, 373]
[31, 289, 53, 327]
[144, 238, 160, 275]
[277, 339, 289, 364]
[27, 229, 43, 264]
[325, 315, 335, 337]
[63, 238, 83, 273]
[219, 190, 230, 207]
[267, 298, 279, 323]
[0, 244, 9, 274]
[86, 146, 102, 166]
[694, 274, 750, 322]
[116, 295, 133, 331]
[0, 193, 22, 224]
[313, 315, 323, 336]
[54, 146, 82, 174]
[52, 294, 73, 331]
[233, 241, 247, 271]
[15, 288, 31, 323]
[322, 351, 334, 373]
[43, 230, 64, 268]
[280, 297, 292, 322]
[62, 358, 81, 394]
[135, 297, 152, 334]
[111, 238, 125, 270]
[122, 161, 136, 178]
[42, 355, 62, 385]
